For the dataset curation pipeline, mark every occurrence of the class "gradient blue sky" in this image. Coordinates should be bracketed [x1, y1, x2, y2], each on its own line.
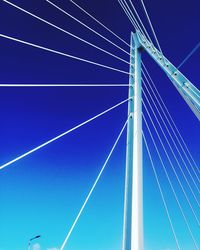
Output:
[0, 0, 199, 250]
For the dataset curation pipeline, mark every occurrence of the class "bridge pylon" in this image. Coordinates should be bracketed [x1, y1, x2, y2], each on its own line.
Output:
[123, 32, 143, 250]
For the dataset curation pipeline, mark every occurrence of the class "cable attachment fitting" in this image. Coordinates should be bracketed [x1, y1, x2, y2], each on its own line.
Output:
[130, 112, 134, 119]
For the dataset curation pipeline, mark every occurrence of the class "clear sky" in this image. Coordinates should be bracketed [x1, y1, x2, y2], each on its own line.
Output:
[0, 0, 199, 250]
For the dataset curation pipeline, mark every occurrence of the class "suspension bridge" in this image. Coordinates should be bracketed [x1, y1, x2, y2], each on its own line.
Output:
[0, 1, 199, 250]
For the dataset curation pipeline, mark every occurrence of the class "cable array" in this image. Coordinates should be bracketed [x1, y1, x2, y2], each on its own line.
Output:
[143, 64, 200, 183]
[60, 117, 129, 250]
[143, 113, 199, 249]
[0, 34, 130, 76]
[143, 132, 181, 250]
[1, 1, 199, 250]
[142, 62, 199, 248]
[70, 0, 130, 47]
[45, 0, 131, 58]
[0, 98, 131, 170]
[2, 0, 132, 67]
[118, 0, 161, 61]
[143, 77, 200, 199]
[140, 0, 163, 54]
[143, 87, 200, 226]
[142, 63, 200, 182]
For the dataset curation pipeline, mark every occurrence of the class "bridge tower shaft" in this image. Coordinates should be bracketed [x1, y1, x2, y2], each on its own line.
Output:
[123, 32, 143, 250]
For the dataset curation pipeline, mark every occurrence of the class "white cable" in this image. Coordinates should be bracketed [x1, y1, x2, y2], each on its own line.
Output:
[45, 0, 131, 57]
[178, 41, 200, 69]
[0, 84, 129, 87]
[0, 98, 131, 170]
[143, 132, 181, 250]
[0, 34, 131, 76]
[142, 63, 200, 178]
[70, 0, 130, 47]
[142, 99, 200, 227]
[140, 0, 163, 54]
[2, 0, 132, 67]
[143, 77, 200, 196]
[60, 117, 129, 250]
[143, 114, 199, 250]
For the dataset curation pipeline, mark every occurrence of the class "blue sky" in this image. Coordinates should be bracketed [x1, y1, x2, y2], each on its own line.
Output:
[0, 0, 199, 250]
